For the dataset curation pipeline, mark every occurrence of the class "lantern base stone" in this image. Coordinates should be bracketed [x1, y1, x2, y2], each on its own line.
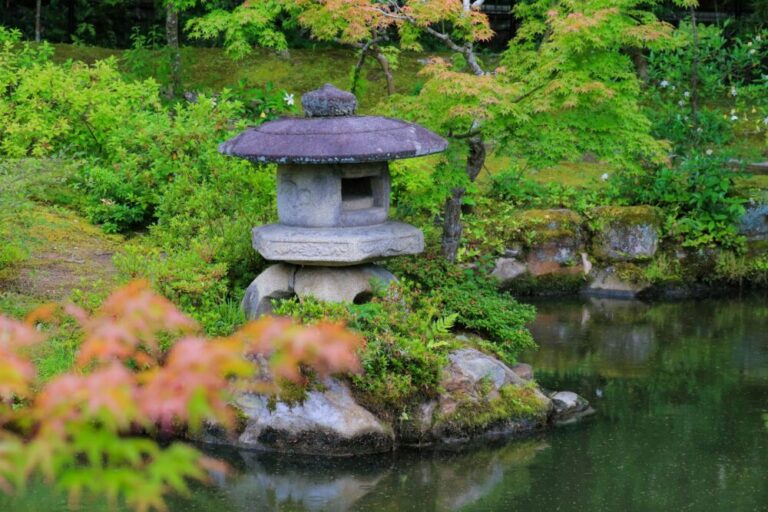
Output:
[252, 221, 424, 266]
[242, 263, 397, 319]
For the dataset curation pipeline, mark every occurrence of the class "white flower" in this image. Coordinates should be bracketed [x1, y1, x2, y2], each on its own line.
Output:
[696, 127, 703, 133]
[660, 80, 670, 88]
[600, 173, 610, 181]
[706, 149, 713, 155]
[683, 91, 690, 98]
[283, 92, 295, 106]
[750, 49, 757, 55]
[730, 115, 739, 121]
[730, 87, 738, 96]
[671, 85, 677, 90]
[678, 100, 685, 107]
[748, 41, 753, 47]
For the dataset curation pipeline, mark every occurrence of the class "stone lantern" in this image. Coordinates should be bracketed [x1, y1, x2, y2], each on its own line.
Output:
[220, 84, 447, 318]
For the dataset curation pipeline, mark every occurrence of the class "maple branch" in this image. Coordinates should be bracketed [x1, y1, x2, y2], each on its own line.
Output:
[371, 3, 487, 75]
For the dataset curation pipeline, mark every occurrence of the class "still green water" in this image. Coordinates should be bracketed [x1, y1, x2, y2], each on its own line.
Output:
[5, 296, 768, 511]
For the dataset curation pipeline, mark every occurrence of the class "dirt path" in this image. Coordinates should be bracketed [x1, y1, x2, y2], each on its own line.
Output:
[0, 205, 122, 303]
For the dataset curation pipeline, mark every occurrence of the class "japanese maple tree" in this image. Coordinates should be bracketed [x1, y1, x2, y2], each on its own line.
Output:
[0, 280, 363, 511]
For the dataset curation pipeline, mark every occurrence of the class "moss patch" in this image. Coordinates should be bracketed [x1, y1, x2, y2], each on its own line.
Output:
[434, 383, 550, 436]
[0, 204, 123, 303]
[590, 205, 663, 226]
[514, 208, 584, 245]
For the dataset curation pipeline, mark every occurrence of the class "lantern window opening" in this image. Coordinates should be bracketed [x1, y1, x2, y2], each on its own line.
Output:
[341, 176, 377, 211]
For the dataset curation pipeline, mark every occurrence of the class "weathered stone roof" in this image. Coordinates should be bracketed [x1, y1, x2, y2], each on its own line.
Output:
[218, 84, 447, 164]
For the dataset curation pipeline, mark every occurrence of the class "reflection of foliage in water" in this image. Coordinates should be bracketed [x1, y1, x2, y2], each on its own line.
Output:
[519, 296, 768, 512]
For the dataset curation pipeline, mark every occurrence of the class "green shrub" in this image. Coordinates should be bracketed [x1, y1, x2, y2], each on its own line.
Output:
[613, 154, 747, 250]
[273, 282, 451, 413]
[646, 23, 768, 155]
[390, 253, 537, 363]
[113, 244, 244, 336]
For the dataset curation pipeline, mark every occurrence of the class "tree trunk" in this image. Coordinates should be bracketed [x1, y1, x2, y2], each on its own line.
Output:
[628, 47, 649, 83]
[441, 135, 486, 261]
[35, 0, 42, 42]
[372, 47, 395, 95]
[166, 2, 182, 98]
[67, 0, 76, 41]
[351, 49, 368, 96]
[442, 187, 465, 262]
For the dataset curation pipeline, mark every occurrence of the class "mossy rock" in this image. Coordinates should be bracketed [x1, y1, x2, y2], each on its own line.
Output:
[589, 206, 663, 263]
[431, 384, 551, 439]
[513, 208, 584, 245]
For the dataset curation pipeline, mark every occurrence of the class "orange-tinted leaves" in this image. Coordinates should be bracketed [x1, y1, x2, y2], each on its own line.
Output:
[236, 316, 365, 382]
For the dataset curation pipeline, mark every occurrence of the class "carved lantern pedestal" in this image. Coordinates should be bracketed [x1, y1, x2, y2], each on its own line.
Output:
[219, 84, 447, 318]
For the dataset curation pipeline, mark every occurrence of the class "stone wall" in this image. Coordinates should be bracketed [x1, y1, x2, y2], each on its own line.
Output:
[489, 203, 768, 299]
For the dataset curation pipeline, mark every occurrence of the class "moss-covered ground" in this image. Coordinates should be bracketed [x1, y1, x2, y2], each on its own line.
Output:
[0, 205, 122, 307]
[0, 203, 126, 381]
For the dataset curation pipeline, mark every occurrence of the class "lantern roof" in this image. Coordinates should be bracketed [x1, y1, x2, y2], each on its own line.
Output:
[218, 84, 447, 165]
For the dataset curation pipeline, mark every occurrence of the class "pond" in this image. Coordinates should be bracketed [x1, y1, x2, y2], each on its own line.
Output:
[5, 295, 768, 511]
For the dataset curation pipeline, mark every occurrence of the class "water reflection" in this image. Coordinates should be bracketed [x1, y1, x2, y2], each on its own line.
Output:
[178, 439, 548, 512]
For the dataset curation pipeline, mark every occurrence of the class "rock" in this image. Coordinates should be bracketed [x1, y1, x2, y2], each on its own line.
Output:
[510, 363, 533, 381]
[738, 202, 768, 241]
[252, 221, 424, 266]
[526, 240, 586, 277]
[514, 209, 586, 276]
[242, 263, 297, 319]
[234, 378, 394, 456]
[399, 349, 552, 444]
[199, 349, 591, 454]
[293, 264, 395, 303]
[549, 391, 595, 425]
[443, 348, 527, 393]
[591, 206, 662, 262]
[585, 266, 651, 299]
[490, 258, 528, 287]
[504, 244, 523, 258]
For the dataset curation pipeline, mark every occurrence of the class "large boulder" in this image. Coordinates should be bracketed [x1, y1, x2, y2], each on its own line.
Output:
[199, 351, 592, 454]
[232, 378, 395, 456]
[516, 209, 587, 276]
[739, 201, 768, 242]
[400, 349, 555, 445]
[591, 206, 662, 262]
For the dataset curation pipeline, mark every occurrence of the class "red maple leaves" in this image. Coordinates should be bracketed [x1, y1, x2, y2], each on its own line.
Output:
[0, 280, 365, 510]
